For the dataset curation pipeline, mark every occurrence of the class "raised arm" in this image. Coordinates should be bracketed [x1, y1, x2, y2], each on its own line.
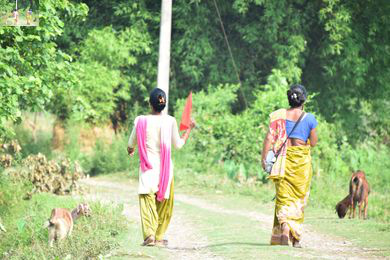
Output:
[172, 118, 195, 149]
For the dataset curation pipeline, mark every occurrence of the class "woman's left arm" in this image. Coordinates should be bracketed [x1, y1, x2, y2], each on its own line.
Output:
[261, 130, 273, 170]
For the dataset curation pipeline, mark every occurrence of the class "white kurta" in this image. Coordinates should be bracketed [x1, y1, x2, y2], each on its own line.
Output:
[128, 115, 184, 198]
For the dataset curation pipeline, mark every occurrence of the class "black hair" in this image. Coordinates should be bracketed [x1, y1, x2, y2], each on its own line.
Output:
[149, 88, 166, 112]
[287, 84, 307, 108]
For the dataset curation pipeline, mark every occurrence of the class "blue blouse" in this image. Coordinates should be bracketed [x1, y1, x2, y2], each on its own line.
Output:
[285, 113, 318, 142]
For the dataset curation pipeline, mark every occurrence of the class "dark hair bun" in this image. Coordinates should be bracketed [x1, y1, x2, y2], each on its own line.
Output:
[287, 84, 307, 108]
[149, 88, 166, 112]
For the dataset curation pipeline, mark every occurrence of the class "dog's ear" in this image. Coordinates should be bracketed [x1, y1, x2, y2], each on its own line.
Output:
[76, 204, 83, 214]
[78, 203, 91, 216]
[84, 203, 91, 215]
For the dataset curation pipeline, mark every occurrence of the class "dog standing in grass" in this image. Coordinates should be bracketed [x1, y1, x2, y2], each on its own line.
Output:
[336, 170, 370, 219]
[44, 203, 91, 247]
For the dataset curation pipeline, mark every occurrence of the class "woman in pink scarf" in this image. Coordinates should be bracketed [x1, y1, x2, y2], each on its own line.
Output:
[127, 88, 194, 247]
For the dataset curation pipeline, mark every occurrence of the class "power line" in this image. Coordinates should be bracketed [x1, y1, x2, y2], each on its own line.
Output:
[212, 0, 248, 109]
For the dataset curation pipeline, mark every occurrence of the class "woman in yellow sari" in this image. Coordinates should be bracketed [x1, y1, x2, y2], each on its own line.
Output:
[261, 84, 318, 248]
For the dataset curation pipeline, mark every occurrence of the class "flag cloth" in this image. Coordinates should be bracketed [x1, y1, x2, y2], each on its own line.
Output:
[179, 92, 192, 131]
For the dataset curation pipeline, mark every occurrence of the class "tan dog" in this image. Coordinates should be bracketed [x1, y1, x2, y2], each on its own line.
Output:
[45, 203, 91, 247]
[336, 170, 370, 219]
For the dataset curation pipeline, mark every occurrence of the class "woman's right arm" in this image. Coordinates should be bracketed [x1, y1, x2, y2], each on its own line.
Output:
[309, 128, 318, 147]
[261, 130, 273, 170]
[308, 114, 318, 147]
[172, 118, 195, 149]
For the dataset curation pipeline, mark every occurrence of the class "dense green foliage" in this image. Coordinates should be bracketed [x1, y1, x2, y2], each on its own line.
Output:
[0, 0, 88, 136]
[2, 0, 389, 140]
[1, 0, 389, 225]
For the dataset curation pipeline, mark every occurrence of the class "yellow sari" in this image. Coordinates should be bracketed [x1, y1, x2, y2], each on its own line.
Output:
[268, 110, 313, 245]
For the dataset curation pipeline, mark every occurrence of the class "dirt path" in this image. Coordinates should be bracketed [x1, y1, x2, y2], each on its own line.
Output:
[176, 194, 381, 259]
[79, 178, 383, 259]
[79, 178, 222, 260]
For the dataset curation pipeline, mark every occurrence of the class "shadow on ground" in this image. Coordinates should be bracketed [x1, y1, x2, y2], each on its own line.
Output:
[167, 242, 270, 251]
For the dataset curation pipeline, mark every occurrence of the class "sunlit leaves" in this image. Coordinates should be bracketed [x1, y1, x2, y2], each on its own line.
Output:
[319, 0, 351, 55]
[0, 0, 88, 138]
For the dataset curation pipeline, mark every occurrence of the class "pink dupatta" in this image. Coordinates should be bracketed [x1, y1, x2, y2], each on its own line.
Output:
[136, 116, 172, 201]
[136, 116, 153, 172]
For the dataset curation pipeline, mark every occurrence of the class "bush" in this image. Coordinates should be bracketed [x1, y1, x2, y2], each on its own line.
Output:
[175, 84, 241, 173]
[174, 82, 286, 181]
[83, 134, 137, 176]
[13, 124, 53, 159]
[0, 170, 31, 216]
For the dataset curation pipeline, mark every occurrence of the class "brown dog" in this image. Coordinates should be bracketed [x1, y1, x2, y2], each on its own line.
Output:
[44, 203, 91, 247]
[336, 170, 370, 219]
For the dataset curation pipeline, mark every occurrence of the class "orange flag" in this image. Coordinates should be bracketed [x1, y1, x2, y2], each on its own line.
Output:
[179, 92, 192, 131]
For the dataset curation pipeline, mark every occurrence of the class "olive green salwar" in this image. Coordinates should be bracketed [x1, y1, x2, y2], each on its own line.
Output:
[139, 179, 174, 241]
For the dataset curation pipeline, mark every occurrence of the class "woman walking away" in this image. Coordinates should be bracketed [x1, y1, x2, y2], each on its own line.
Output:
[127, 88, 195, 247]
[261, 84, 318, 248]
[13, 9, 19, 25]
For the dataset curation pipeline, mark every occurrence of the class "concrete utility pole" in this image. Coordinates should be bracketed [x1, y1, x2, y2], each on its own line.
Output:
[157, 0, 172, 114]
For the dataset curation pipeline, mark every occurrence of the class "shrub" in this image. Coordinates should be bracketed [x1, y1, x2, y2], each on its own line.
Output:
[84, 134, 137, 176]
[174, 82, 287, 181]
[13, 124, 53, 159]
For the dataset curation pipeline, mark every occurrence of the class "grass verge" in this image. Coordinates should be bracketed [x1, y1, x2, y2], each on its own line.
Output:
[0, 177, 127, 259]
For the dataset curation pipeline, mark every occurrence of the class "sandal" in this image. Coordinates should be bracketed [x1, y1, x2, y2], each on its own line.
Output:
[155, 239, 168, 247]
[281, 223, 290, 246]
[281, 235, 289, 246]
[142, 235, 155, 246]
[292, 238, 302, 248]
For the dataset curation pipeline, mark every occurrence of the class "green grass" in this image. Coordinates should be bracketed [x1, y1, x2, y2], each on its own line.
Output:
[169, 155, 390, 257]
[105, 218, 169, 260]
[75, 175, 171, 260]
[304, 207, 390, 257]
[94, 172, 390, 259]
[175, 188, 390, 259]
[0, 190, 127, 259]
[175, 200, 300, 259]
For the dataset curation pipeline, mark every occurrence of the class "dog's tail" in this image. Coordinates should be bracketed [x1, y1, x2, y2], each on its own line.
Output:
[350, 175, 359, 194]
[42, 219, 56, 229]
[350, 175, 363, 202]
